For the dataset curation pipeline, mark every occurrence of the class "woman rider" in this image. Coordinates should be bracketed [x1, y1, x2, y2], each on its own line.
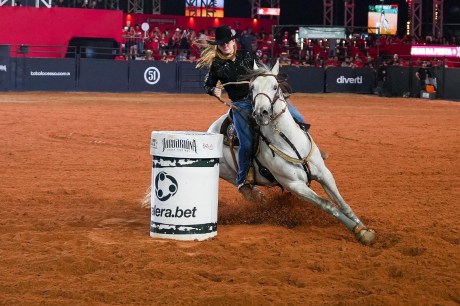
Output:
[196, 25, 307, 201]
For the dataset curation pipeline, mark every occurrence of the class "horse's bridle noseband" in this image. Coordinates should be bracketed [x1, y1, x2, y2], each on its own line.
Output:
[250, 74, 287, 122]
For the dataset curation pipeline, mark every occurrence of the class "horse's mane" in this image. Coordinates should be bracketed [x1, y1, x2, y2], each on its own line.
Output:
[238, 61, 273, 82]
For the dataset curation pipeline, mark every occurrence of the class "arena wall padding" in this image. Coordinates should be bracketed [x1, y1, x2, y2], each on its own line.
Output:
[386, 66, 411, 97]
[0, 46, 12, 91]
[78, 59, 129, 92]
[443, 69, 460, 100]
[280, 67, 325, 93]
[178, 62, 208, 94]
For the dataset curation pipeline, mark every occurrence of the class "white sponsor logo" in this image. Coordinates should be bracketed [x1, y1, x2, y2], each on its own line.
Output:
[0, 65, 6, 72]
[202, 143, 214, 150]
[30, 71, 70, 76]
[411, 46, 460, 57]
[144, 66, 160, 85]
[336, 76, 363, 84]
[162, 138, 197, 153]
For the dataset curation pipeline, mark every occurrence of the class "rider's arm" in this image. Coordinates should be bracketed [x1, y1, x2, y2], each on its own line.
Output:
[204, 64, 219, 96]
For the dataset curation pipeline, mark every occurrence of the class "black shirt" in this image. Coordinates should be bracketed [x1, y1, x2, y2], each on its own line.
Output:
[417, 67, 431, 81]
[204, 50, 259, 101]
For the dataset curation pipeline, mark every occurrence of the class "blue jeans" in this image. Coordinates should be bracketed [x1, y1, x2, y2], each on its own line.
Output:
[288, 103, 304, 124]
[232, 99, 254, 186]
[232, 99, 305, 186]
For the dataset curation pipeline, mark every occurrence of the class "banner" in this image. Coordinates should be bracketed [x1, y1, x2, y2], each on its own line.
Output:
[299, 27, 346, 39]
[325, 68, 375, 93]
[22, 58, 76, 91]
[129, 61, 178, 93]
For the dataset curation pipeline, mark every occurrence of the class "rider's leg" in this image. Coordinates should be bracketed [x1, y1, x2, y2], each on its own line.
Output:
[287, 103, 305, 124]
[287, 103, 311, 131]
[232, 100, 265, 202]
[232, 100, 254, 187]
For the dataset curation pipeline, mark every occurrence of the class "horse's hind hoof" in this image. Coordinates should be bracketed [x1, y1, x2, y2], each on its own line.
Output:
[353, 224, 376, 245]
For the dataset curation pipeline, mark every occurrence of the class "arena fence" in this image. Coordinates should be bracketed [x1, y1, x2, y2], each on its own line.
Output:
[0, 49, 459, 100]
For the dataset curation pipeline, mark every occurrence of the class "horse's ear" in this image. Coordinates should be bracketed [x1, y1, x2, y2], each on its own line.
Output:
[271, 59, 280, 75]
[253, 60, 259, 70]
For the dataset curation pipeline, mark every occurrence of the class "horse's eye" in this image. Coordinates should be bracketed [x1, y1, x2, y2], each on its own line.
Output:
[250, 85, 254, 91]
[273, 85, 278, 91]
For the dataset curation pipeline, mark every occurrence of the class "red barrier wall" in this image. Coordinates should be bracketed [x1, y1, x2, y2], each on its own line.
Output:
[0, 7, 122, 49]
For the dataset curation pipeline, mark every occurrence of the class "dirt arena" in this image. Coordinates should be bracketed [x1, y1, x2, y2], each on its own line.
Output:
[0, 92, 459, 305]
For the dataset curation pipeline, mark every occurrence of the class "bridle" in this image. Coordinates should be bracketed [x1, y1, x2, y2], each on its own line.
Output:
[249, 74, 287, 122]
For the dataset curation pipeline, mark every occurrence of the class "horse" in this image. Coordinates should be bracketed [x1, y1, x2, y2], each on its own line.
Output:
[206, 60, 376, 245]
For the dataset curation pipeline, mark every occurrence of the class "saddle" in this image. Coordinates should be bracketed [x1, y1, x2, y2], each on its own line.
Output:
[219, 110, 311, 185]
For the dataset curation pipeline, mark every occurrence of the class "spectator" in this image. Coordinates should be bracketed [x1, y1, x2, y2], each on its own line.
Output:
[375, 60, 389, 97]
[239, 27, 256, 51]
[415, 61, 432, 94]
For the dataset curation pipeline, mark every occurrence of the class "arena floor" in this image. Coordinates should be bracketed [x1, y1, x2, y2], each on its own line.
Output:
[0, 92, 459, 305]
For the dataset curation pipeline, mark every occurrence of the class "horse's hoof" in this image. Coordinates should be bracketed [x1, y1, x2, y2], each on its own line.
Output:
[353, 224, 376, 245]
[357, 229, 376, 245]
[239, 185, 266, 204]
[251, 186, 267, 204]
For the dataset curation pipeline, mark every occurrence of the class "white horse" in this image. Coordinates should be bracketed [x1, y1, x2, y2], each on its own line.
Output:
[206, 60, 376, 245]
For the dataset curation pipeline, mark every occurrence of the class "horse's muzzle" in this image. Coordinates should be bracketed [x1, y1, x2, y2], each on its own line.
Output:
[253, 110, 270, 126]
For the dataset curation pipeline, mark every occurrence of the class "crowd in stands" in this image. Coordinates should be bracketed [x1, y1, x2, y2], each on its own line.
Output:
[120, 22, 460, 68]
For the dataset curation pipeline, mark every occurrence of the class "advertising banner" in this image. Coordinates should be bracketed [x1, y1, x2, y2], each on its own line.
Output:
[22, 58, 76, 91]
[325, 67, 375, 93]
[129, 61, 178, 93]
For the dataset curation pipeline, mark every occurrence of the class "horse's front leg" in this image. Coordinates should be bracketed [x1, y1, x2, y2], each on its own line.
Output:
[284, 181, 375, 245]
[313, 165, 376, 243]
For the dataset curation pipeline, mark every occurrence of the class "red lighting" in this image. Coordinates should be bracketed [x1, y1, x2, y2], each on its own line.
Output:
[188, 17, 195, 28]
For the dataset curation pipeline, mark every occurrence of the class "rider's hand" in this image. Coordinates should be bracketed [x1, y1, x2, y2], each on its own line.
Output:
[213, 87, 222, 98]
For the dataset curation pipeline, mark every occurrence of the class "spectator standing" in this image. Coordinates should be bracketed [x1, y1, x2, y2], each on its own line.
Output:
[239, 27, 256, 51]
[415, 61, 432, 94]
[376, 60, 389, 97]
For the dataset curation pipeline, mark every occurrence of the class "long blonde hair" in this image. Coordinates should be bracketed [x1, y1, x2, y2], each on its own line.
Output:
[196, 40, 237, 69]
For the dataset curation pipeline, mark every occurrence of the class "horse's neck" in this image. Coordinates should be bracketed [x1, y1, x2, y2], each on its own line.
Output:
[262, 109, 306, 147]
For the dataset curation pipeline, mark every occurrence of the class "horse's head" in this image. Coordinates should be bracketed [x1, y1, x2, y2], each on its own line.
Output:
[250, 60, 285, 126]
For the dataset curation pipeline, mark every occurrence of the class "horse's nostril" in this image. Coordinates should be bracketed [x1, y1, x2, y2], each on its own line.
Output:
[262, 110, 269, 116]
[252, 111, 257, 117]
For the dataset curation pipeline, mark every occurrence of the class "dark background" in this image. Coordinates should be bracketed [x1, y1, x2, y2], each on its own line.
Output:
[158, 0, 460, 37]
